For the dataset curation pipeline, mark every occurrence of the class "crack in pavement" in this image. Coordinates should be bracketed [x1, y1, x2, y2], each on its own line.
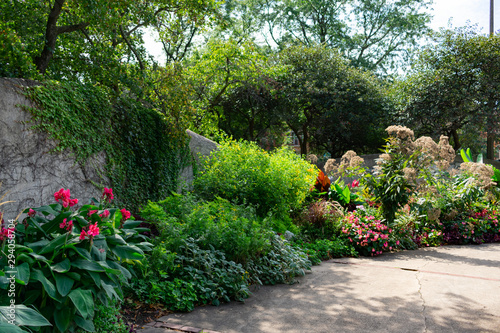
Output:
[415, 271, 428, 333]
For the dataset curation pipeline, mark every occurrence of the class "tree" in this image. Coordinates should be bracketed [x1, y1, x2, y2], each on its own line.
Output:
[238, 0, 431, 72]
[393, 27, 500, 151]
[275, 45, 389, 156]
[0, 0, 222, 81]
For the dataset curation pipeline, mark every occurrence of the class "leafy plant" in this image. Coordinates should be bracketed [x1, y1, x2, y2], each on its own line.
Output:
[291, 238, 357, 265]
[341, 211, 398, 257]
[194, 140, 318, 217]
[0, 188, 151, 332]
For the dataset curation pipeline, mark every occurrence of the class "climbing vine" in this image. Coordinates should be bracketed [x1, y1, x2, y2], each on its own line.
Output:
[24, 80, 192, 211]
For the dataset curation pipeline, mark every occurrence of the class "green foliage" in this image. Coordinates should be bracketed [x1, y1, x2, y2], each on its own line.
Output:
[291, 238, 357, 265]
[76, 299, 130, 333]
[24, 81, 191, 212]
[0, 188, 151, 332]
[142, 195, 273, 263]
[246, 235, 311, 285]
[275, 45, 389, 156]
[393, 27, 500, 150]
[0, 23, 40, 79]
[341, 211, 398, 257]
[237, 0, 431, 72]
[194, 140, 318, 216]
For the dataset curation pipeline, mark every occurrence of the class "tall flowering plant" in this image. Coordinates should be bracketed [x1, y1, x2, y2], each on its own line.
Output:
[341, 211, 398, 256]
[0, 188, 151, 332]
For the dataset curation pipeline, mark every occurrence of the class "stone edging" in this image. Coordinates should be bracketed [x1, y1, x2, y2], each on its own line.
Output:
[142, 319, 222, 333]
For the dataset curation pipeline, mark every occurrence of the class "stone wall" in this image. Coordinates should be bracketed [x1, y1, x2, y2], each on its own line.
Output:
[0, 78, 105, 220]
[0, 79, 218, 220]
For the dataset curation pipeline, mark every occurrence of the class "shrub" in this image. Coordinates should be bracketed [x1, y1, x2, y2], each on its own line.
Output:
[297, 200, 344, 239]
[193, 140, 318, 216]
[142, 195, 273, 264]
[291, 238, 358, 265]
[0, 188, 151, 332]
[442, 208, 500, 245]
[246, 235, 311, 285]
[341, 211, 398, 256]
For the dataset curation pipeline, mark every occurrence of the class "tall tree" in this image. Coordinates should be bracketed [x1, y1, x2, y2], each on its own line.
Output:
[393, 27, 500, 151]
[238, 0, 431, 72]
[275, 45, 389, 156]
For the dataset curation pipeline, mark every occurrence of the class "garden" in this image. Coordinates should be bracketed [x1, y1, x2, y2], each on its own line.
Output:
[1, 125, 499, 332]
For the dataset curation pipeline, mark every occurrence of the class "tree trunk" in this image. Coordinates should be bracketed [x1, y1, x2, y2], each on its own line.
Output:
[450, 129, 461, 151]
[35, 0, 88, 74]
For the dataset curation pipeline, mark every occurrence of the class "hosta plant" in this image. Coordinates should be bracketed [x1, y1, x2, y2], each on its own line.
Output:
[0, 188, 152, 332]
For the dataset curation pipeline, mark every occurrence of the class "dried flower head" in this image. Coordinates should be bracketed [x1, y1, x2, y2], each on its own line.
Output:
[427, 208, 441, 222]
[403, 167, 417, 183]
[386, 125, 415, 141]
[307, 154, 318, 164]
[460, 162, 496, 189]
[324, 158, 336, 175]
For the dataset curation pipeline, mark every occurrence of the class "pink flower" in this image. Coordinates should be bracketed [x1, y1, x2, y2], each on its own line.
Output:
[79, 229, 87, 240]
[384, 242, 388, 248]
[54, 188, 78, 208]
[88, 222, 99, 237]
[351, 180, 360, 188]
[396, 240, 400, 245]
[59, 219, 73, 232]
[28, 209, 36, 217]
[120, 209, 131, 221]
[99, 210, 110, 218]
[102, 188, 114, 202]
[88, 210, 98, 217]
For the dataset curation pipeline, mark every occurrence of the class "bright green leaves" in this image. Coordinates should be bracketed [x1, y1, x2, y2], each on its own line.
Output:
[0, 305, 52, 328]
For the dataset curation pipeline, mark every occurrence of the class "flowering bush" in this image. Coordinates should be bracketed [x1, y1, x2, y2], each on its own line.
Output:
[0, 188, 151, 332]
[341, 211, 398, 256]
[442, 208, 500, 245]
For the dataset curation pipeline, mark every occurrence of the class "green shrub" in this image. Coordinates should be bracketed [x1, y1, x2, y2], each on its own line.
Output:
[246, 235, 311, 285]
[142, 195, 273, 263]
[292, 238, 358, 265]
[76, 299, 130, 333]
[193, 140, 318, 216]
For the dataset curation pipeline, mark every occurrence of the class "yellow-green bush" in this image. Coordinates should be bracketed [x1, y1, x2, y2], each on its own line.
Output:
[194, 140, 318, 216]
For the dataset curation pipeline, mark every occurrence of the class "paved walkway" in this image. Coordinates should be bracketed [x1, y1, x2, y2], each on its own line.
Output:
[138, 243, 500, 333]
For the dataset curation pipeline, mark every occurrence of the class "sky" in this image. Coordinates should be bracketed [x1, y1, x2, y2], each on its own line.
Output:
[429, 0, 498, 33]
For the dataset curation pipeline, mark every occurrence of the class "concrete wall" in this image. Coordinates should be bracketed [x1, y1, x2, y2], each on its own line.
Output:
[0, 78, 218, 220]
[0, 78, 105, 220]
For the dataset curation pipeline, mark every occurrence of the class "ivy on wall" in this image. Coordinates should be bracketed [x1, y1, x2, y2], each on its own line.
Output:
[24, 80, 191, 211]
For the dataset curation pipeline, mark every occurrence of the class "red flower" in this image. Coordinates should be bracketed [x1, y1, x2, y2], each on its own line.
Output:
[120, 209, 131, 221]
[79, 229, 87, 240]
[351, 180, 360, 188]
[99, 210, 110, 218]
[88, 210, 98, 217]
[102, 188, 114, 202]
[88, 222, 100, 237]
[54, 188, 78, 208]
[59, 218, 73, 232]
[28, 209, 36, 217]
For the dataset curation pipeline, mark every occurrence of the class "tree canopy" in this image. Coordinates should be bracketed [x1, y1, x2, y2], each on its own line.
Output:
[393, 27, 500, 150]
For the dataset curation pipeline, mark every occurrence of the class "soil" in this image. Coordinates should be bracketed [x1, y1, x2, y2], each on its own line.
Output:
[120, 297, 172, 331]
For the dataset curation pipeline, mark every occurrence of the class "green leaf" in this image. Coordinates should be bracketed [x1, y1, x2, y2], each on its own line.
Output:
[68, 289, 94, 320]
[16, 253, 35, 265]
[0, 305, 52, 327]
[51, 258, 70, 273]
[105, 234, 127, 246]
[66, 272, 81, 281]
[106, 261, 132, 280]
[30, 269, 57, 300]
[0, 322, 25, 333]
[71, 259, 105, 272]
[122, 221, 142, 229]
[64, 245, 92, 260]
[38, 234, 68, 255]
[15, 262, 30, 285]
[111, 245, 144, 260]
[54, 306, 73, 332]
[74, 315, 95, 332]
[100, 280, 120, 300]
[54, 273, 74, 297]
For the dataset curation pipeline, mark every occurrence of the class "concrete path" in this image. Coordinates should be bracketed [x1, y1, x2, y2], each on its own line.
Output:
[138, 243, 500, 333]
